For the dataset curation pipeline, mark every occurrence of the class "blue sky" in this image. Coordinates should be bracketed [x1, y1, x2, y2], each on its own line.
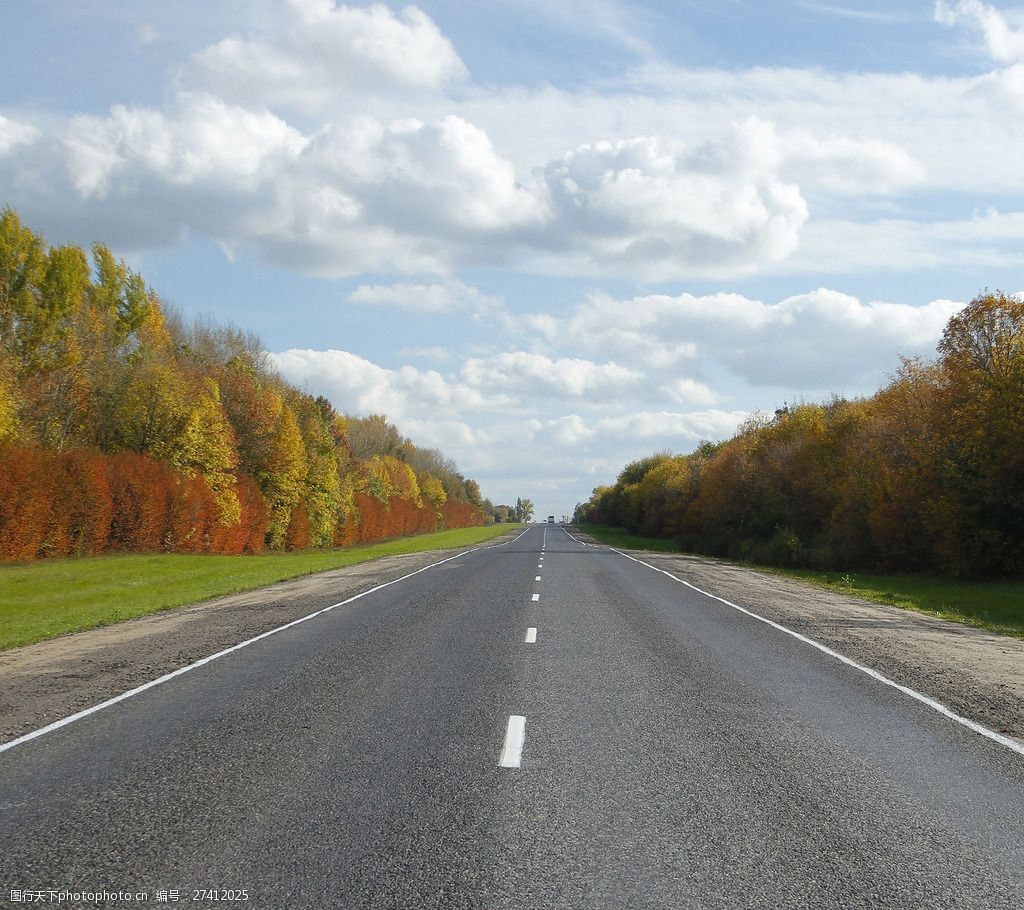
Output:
[3, 0, 1024, 517]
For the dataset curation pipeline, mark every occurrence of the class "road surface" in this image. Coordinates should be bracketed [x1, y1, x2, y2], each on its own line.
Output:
[2, 525, 1022, 908]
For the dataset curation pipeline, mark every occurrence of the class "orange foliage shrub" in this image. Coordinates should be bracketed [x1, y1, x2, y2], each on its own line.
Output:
[106, 453, 175, 552]
[442, 500, 484, 529]
[0, 442, 478, 562]
[0, 446, 54, 560]
[47, 451, 112, 557]
[342, 492, 481, 545]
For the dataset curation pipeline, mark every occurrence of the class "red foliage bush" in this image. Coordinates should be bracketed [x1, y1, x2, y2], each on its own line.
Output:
[342, 493, 481, 546]
[106, 453, 176, 552]
[47, 451, 112, 557]
[0, 446, 54, 561]
[0, 445, 480, 562]
[442, 500, 484, 529]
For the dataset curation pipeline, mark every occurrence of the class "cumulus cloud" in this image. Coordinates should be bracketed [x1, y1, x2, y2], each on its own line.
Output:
[188, 1, 467, 108]
[660, 377, 723, 406]
[537, 125, 808, 279]
[513, 288, 963, 390]
[936, 0, 1024, 63]
[0, 101, 545, 273]
[63, 94, 307, 199]
[269, 348, 503, 422]
[461, 352, 643, 400]
[2, 2, 1014, 285]
[9, 97, 918, 279]
[264, 343, 750, 509]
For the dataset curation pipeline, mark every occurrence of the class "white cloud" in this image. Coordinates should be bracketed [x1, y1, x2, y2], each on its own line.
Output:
[661, 377, 723, 407]
[2, 3, 1018, 285]
[460, 351, 643, 400]
[514, 288, 964, 390]
[9, 99, 895, 279]
[775, 126, 924, 195]
[0, 116, 39, 157]
[2, 102, 546, 273]
[595, 409, 748, 441]
[536, 124, 809, 279]
[63, 94, 307, 199]
[189, 1, 467, 108]
[791, 208, 1024, 273]
[437, 61, 1023, 204]
[269, 348, 503, 423]
[936, 0, 1024, 63]
[350, 279, 501, 315]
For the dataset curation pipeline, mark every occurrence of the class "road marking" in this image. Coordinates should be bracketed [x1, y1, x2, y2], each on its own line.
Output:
[525, 627, 538, 643]
[611, 548, 1024, 759]
[500, 715, 527, 768]
[0, 548, 479, 755]
[535, 575, 542, 581]
[537, 564, 543, 569]
[563, 527, 583, 544]
[531, 593, 540, 602]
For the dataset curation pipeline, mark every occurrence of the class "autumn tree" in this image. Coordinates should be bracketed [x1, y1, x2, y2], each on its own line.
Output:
[0, 209, 487, 561]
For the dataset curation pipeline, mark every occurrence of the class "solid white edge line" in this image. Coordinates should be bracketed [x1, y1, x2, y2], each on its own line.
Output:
[525, 627, 538, 643]
[610, 547, 1024, 759]
[531, 593, 540, 602]
[500, 714, 527, 767]
[0, 547, 479, 755]
[493, 527, 531, 548]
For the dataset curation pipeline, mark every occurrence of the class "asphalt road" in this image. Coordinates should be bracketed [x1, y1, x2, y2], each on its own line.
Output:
[2, 525, 1022, 909]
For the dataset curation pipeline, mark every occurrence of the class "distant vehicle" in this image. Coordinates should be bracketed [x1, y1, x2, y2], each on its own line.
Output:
[547, 516, 555, 523]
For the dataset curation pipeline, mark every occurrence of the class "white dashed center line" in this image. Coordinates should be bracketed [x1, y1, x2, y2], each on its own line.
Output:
[535, 575, 542, 581]
[525, 627, 537, 643]
[500, 715, 526, 768]
[531, 593, 540, 602]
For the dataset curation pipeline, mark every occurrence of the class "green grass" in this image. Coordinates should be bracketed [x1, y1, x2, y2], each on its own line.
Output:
[769, 568, 1024, 638]
[576, 523, 683, 553]
[575, 523, 1024, 637]
[0, 524, 523, 651]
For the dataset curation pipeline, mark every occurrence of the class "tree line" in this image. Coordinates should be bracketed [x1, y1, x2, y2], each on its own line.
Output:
[0, 207, 495, 561]
[574, 292, 1023, 578]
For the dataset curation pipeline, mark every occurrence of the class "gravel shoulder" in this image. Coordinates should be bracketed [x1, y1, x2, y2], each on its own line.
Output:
[608, 544, 1024, 743]
[0, 541, 507, 744]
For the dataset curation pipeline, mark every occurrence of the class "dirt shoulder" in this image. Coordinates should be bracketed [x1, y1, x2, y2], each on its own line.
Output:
[604, 543, 1024, 742]
[0, 542, 502, 745]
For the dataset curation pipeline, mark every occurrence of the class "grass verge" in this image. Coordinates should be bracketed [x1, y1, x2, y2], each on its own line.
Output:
[576, 523, 1024, 637]
[0, 524, 523, 651]
[575, 523, 682, 552]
